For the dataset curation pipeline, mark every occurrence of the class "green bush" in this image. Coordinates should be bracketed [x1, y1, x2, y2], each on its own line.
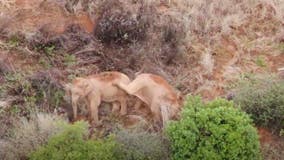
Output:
[166, 96, 261, 160]
[29, 121, 118, 160]
[115, 128, 170, 160]
[233, 75, 284, 132]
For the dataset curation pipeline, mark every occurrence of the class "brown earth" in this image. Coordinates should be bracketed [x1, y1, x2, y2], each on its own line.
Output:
[258, 127, 284, 160]
[4, 0, 94, 34]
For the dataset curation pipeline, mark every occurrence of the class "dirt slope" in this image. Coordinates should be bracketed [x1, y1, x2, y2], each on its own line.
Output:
[0, 0, 283, 157]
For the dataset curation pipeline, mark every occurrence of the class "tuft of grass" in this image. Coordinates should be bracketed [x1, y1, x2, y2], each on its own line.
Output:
[255, 56, 267, 67]
[63, 54, 77, 67]
[280, 129, 284, 137]
[39, 57, 52, 69]
[277, 43, 284, 53]
[7, 35, 20, 48]
[4, 72, 24, 83]
[43, 45, 56, 56]
[9, 105, 21, 115]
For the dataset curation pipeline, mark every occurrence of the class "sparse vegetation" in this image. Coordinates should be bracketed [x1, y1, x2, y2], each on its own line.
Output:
[166, 96, 261, 160]
[0, 113, 67, 160]
[115, 128, 170, 160]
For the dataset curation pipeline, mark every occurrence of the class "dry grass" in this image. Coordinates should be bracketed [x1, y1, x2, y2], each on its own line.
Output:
[0, 0, 15, 12]
[0, 113, 67, 160]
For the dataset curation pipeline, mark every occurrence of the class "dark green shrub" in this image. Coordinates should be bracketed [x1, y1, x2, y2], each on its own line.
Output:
[115, 128, 170, 160]
[233, 75, 284, 132]
[93, 0, 148, 45]
[29, 121, 118, 160]
[166, 96, 261, 160]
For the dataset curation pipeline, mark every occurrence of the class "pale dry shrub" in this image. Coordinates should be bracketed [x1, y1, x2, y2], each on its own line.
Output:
[115, 128, 170, 160]
[0, 0, 15, 12]
[0, 113, 67, 160]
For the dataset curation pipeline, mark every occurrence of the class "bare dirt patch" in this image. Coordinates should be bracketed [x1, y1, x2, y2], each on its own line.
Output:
[258, 128, 284, 160]
[1, 0, 94, 35]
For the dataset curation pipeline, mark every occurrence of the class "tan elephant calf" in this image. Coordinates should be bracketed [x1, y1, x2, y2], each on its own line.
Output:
[65, 71, 130, 124]
[115, 73, 183, 127]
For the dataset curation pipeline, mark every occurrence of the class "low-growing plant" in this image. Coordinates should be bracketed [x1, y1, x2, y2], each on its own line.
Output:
[63, 54, 77, 67]
[43, 45, 56, 56]
[9, 104, 21, 114]
[233, 75, 284, 132]
[276, 43, 284, 53]
[8, 35, 20, 48]
[29, 121, 118, 160]
[255, 56, 266, 67]
[39, 57, 52, 69]
[115, 128, 170, 160]
[4, 72, 24, 83]
[280, 129, 284, 137]
[0, 113, 67, 160]
[166, 96, 261, 160]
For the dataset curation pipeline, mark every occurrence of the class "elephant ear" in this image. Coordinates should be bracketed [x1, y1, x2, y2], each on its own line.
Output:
[63, 83, 72, 97]
[81, 80, 94, 96]
[63, 83, 72, 92]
